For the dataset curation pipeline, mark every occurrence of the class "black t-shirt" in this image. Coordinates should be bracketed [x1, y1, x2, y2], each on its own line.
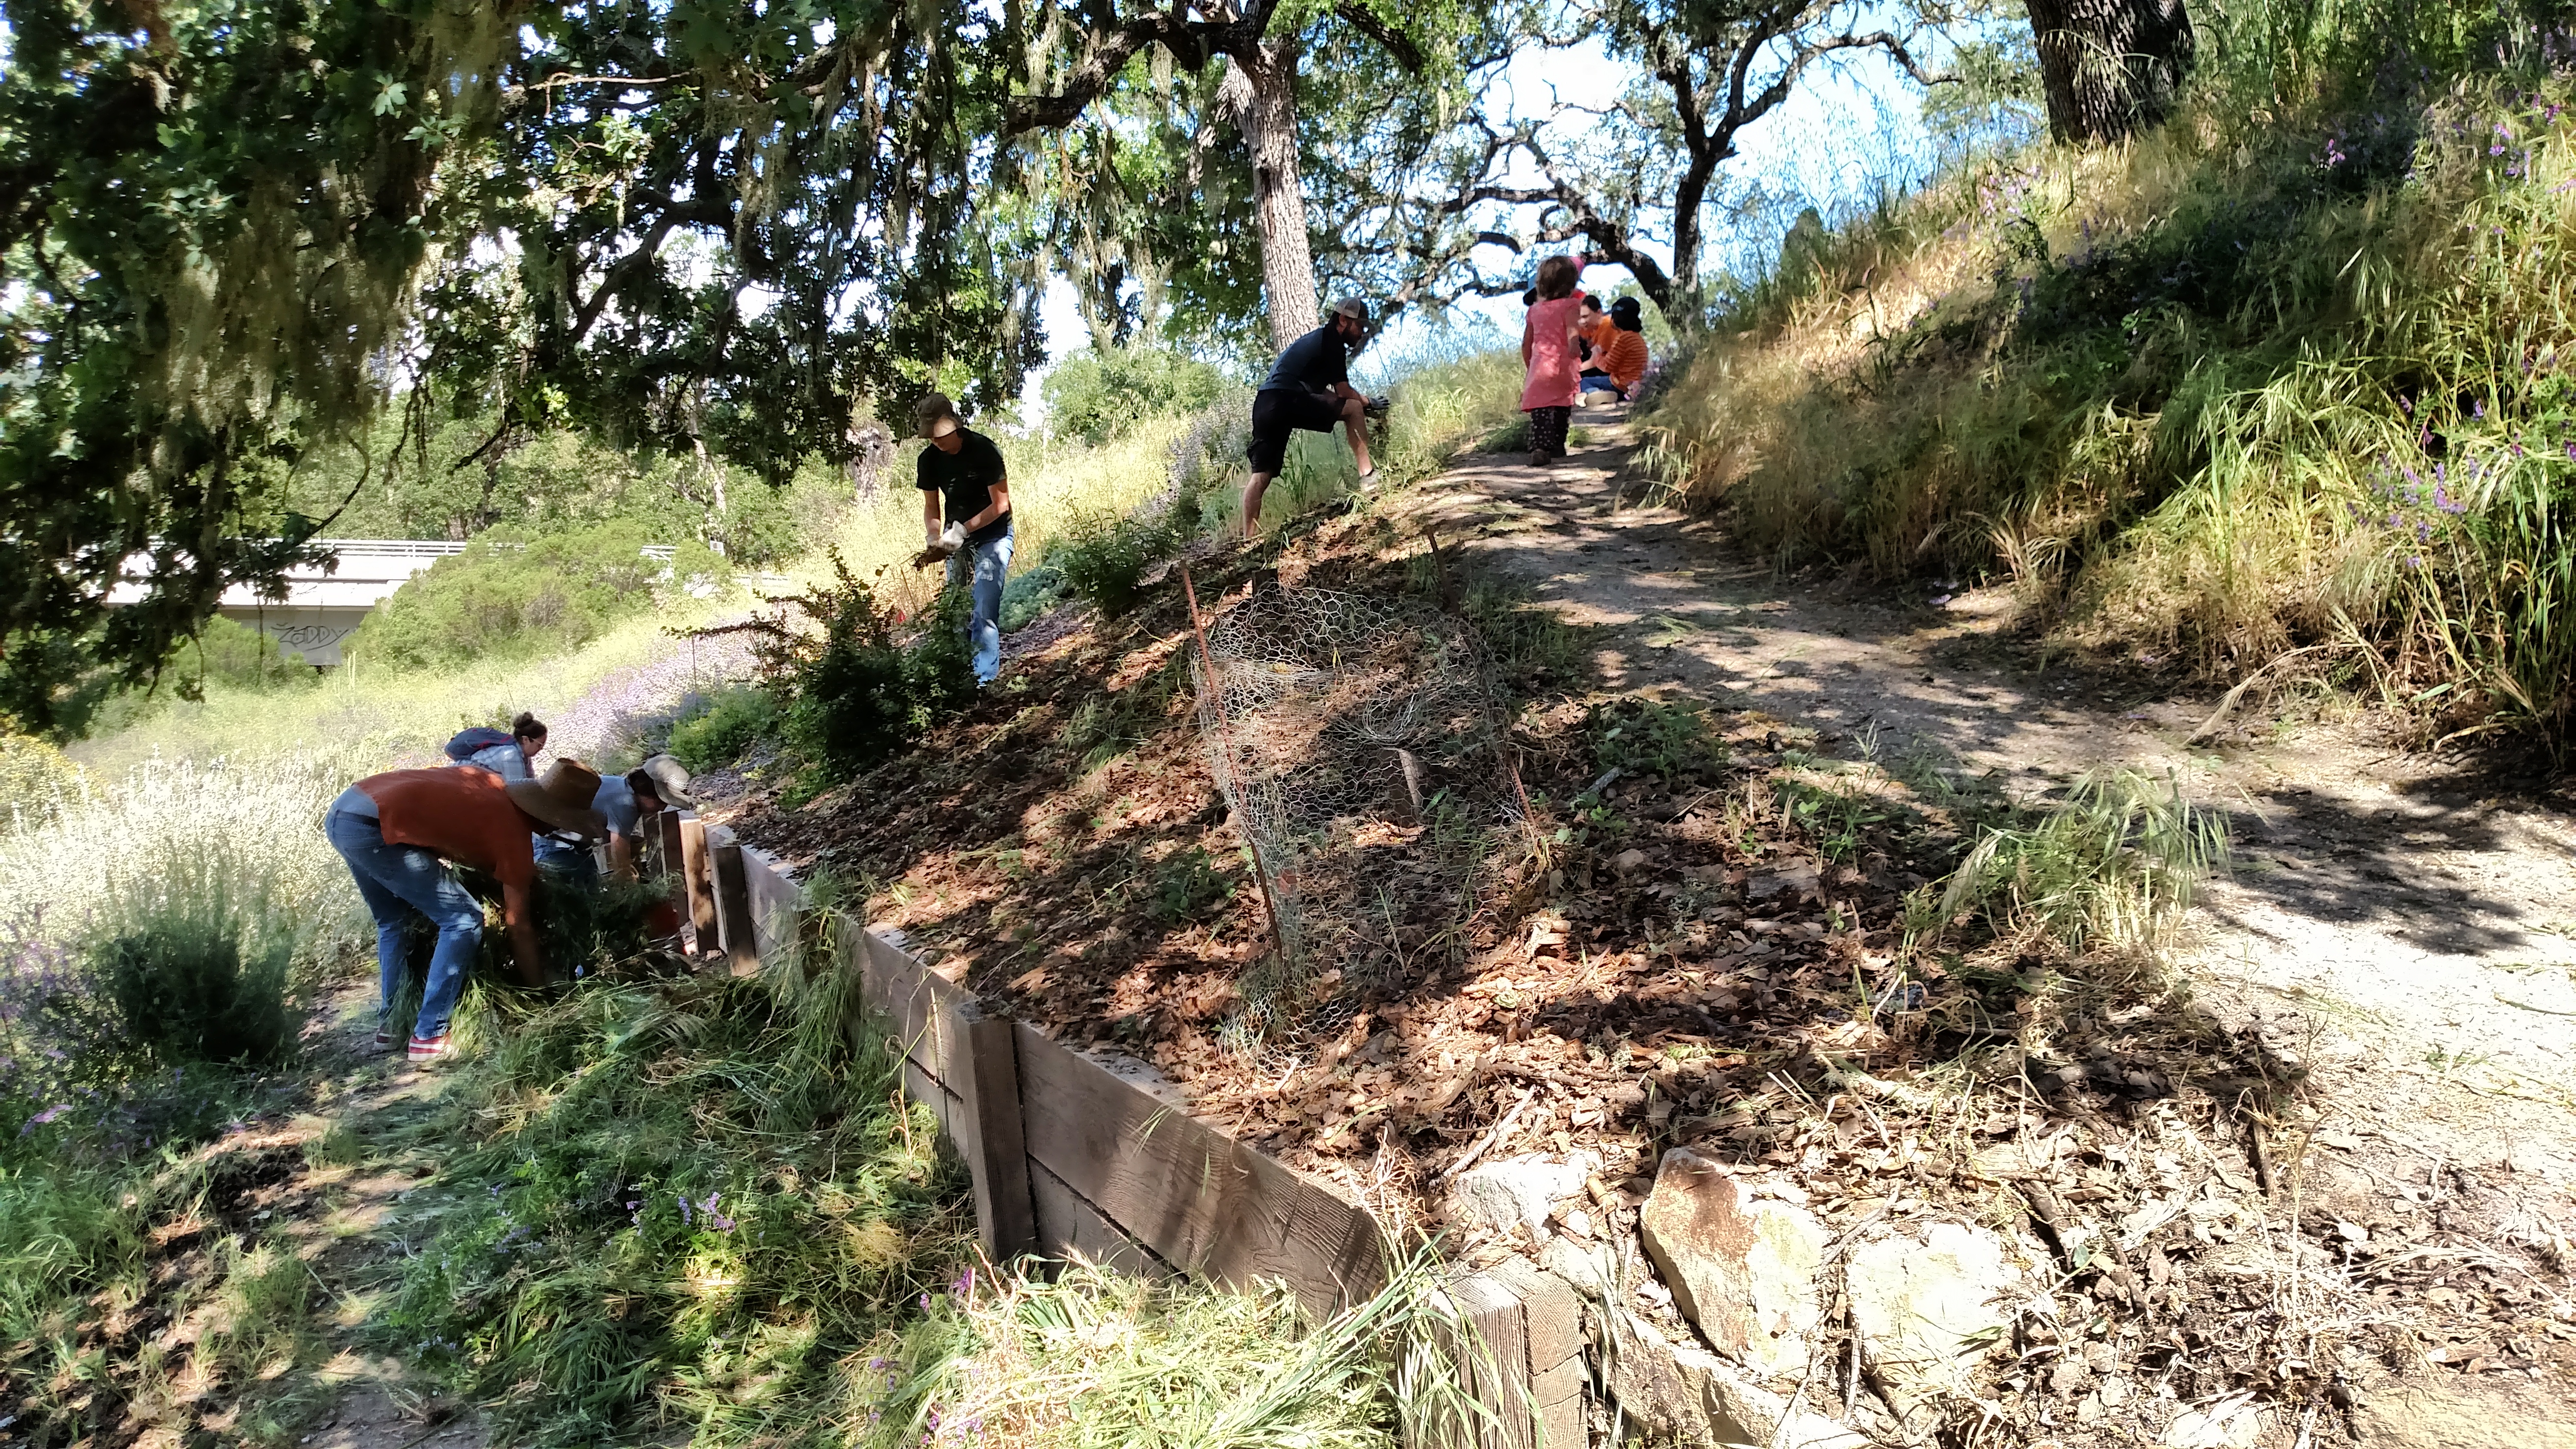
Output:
[915, 429, 1012, 545]
[1261, 325, 1350, 395]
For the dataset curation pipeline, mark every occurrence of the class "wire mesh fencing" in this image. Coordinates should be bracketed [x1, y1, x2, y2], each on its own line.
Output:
[1185, 579, 1527, 1049]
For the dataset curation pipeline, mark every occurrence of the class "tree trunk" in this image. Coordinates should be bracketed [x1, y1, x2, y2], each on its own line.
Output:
[2025, 0, 2195, 145]
[1224, 40, 1318, 351]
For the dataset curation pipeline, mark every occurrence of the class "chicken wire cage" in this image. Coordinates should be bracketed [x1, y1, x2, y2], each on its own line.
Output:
[1187, 582, 1525, 1044]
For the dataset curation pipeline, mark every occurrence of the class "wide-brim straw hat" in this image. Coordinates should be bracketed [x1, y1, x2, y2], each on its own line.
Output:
[507, 759, 607, 841]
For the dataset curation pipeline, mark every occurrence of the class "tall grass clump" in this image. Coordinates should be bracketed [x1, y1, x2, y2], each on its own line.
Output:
[1639, 0, 2576, 743]
[858, 1250, 1496, 1449]
[1932, 770, 2227, 957]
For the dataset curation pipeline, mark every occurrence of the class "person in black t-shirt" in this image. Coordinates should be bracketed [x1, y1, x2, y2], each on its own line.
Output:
[912, 392, 1014, 684]
[1242, 297, 1377, 537]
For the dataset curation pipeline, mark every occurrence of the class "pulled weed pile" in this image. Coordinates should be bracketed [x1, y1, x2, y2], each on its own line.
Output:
[380, 951, 978, 1449]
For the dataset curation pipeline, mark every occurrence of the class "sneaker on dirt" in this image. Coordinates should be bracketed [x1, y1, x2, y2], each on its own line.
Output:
[406, 1033, 453, 1063]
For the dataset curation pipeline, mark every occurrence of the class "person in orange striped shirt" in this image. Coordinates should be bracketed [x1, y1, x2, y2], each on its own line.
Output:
[1581, 296, 1650, 401]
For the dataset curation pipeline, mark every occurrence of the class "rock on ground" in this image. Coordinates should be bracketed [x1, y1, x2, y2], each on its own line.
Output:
[1637, 1146, 1824, 1378]
[1845, 1222, 2023, 1431]
[1445, 1152, 1597, 1245]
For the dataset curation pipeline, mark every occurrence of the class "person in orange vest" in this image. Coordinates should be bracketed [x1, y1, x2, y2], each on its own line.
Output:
[1581, 297, 1651, 402]
[324, 759, 605, 1062]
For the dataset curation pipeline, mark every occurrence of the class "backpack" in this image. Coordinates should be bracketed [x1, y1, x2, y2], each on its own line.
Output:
[444, 726, 515, 762]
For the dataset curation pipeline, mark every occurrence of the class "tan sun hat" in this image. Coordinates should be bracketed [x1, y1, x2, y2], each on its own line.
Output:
[506, 759, 607, 841]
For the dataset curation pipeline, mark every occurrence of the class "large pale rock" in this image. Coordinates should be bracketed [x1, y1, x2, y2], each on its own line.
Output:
[2352, 1376, 2576, 1449]
[1637, 1147, 1824, 1377]
[1845, 1222, 2021, 1430]
[1604, 1307, 1868, 1449]
[1447, 1152, 1595, 1243]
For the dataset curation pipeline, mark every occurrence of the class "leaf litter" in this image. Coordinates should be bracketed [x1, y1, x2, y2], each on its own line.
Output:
[721, 507, 2576, 1446]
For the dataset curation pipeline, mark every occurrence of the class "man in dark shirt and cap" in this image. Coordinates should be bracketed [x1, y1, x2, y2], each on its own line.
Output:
[912, 392, 1014, 684]
[1241, 297, 1377, 537]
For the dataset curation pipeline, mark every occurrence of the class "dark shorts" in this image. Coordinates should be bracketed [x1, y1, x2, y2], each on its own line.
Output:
[1248, 388, 1344, 475]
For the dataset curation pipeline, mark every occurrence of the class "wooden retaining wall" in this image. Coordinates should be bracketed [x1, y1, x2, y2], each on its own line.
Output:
[648, 811, 1584, 1449]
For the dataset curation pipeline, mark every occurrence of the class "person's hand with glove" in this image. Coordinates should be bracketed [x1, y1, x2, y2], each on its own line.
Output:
[912, 520, 966, 570]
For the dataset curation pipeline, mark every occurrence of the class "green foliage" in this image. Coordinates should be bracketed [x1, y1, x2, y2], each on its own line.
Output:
[665, 687, 782, 774]
[859, 1246, 1494, 1449]
[999, 564, 1073, 632]
[1644, 5, 2576, 743]
[1935, 771, 2227, 956]
[1587, 698, 1727, 781]
[1055, 512, 1164, 618]
[0, 734, 81, 829]
[95, 914, 294, 1071]
[1147, 847, 1236, 926]
[382, 967, 975, 1448]
[0, 0, 493, 731]
[357, 523, 716, 672]
[1043, 347, 1229, 445]
[757, 556, 976, 783]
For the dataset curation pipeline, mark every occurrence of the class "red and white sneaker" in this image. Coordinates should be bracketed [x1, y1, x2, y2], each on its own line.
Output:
[406, 1033, 454, 1063]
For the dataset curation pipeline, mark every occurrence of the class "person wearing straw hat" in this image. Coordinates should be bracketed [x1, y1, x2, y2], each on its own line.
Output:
[323, 759, 607, 1062]
[1241, 296, 1378, 537]
[910, 392, 1014, 685]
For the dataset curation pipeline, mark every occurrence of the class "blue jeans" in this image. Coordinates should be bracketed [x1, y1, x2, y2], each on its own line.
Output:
[327, 808, 483, 1040]
[945, 530, 1013, 684]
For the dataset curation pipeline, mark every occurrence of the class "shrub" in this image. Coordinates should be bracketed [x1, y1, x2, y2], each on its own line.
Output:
[1043, 346, 1228, 445]
[0, 734, 81, 830]
[753, 554, 976, 782]
[92, 873, 294, 1068]
[1054, 511, 1160, 618]
[665, 686, 780, 774]
[359, 521, 723, 671]
[998, 564, 1071, 632]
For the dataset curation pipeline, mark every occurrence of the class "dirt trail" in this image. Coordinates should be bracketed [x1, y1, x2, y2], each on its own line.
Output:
[1398, 404, 2576, 1194]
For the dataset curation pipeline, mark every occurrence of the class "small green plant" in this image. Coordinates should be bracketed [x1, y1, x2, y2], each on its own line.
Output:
[92, 869, 294, 1068]
[1147, 847, 1235, 926]
[1481, 415, 1530, 453]
[999, 563, 1071, 632]
[753, 552, 976, 783]
[1055, 511, 1161, 618]
[1587, 697, 1726, 780]
[664, 685, 779, 773]
[1934, 769, 2227, 955]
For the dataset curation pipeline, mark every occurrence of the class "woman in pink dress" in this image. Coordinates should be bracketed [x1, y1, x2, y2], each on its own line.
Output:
[1519, 254, 1585, 466]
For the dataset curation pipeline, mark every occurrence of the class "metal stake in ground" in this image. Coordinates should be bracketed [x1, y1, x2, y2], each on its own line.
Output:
[1181, 563, 1290, 962]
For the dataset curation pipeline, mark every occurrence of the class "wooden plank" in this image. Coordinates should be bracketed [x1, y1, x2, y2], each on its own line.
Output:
[652, 807, 685, 882]
[708, 827, 758, 976]
[1027, 1158, 1176, 1281]
[678, 814, 718, 956]
[953, 1000, 1037, 1260]
[1012, 1021, 1385, 1317]
[857, 923, 968, 1080]
[1447, 1269, 1535, 1449]
[740, 844, 808, 964]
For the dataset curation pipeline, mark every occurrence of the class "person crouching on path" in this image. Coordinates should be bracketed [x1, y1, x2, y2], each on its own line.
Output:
[1520, 255, 1585, 466]
[444, 711, 546, 782]
[325, 759, 605, 1062]
[1241, 297, 1377, 537]
[913, 392, 1013, 686]
[1581, 297, 1650, 402]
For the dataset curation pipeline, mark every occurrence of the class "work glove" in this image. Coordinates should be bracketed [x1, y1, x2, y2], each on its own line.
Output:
[911, 522, 968, 570]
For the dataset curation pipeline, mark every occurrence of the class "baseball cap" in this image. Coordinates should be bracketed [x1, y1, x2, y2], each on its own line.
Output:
[1330, 297, 1370, 326]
